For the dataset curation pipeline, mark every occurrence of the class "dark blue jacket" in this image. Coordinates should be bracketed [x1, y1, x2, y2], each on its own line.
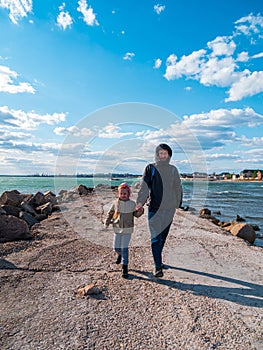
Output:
[137, 162, 182, 210]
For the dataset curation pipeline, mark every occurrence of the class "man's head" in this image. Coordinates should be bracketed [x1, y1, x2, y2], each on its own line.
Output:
[155, 143, 172, 163]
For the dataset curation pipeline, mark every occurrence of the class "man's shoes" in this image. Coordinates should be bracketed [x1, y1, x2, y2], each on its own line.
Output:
[154, 268, 163, 278]
[115, 254, 121, 264]
[122, 264, 128, 278]
[161, 263, 169, 270]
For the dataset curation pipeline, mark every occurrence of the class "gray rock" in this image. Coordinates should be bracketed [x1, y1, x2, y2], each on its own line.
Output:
[230, 223, 256, 244]
[0, 190, 23, 206]
[1, 205, 21, 217]
[19, 212, 39, 228]
[0, 214, 31, 242]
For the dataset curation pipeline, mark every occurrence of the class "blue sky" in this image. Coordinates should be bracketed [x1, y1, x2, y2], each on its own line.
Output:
[0, 0, 263, 175]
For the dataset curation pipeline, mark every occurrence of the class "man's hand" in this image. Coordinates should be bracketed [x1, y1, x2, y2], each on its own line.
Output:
[136, 202, 143, 211]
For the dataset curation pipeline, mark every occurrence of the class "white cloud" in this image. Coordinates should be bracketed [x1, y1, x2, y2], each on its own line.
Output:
[0, 106, 67, 130]
[154, 58, 162, 69]
[235, 13, 263, 36]
[54, 126, 93, 137]
[154, 4, 165, 15]
[236, 51, 249, 62]
[54, 123, 134, 139]
[164, 47, 239, 87]
[238, 135, 263, 147]
[0, 65, 35, 94]
[0, 0, 32, 24]
[199, 56, 239, 87]
[182, 107, 263, 129]
[98, 123, 133, 138]
[207, 36, 236, 57]
[59, 2, 66, 11]
[57, 8, 73, 30]
[0, 129, 32, 140]
[252, 52, 263, 59]
[226, 71, 263, 102]
[163, 14, 263, 101]
[123, 52, 135, 61]
[77, 0, 99, 26]
[164, 50, 206, 80]
[207, 153, 239, 160]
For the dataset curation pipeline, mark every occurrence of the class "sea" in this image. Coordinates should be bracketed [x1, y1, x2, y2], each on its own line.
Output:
[0, 176, 262, 247]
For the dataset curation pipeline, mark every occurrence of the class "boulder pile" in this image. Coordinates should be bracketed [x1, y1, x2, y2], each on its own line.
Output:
[199, 208, 257, 244]
[0, 189, 59, 243]
[0, 184, 103, 243]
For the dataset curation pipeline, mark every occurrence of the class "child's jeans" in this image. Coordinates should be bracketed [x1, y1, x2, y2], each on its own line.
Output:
[113, 233, 131, 265]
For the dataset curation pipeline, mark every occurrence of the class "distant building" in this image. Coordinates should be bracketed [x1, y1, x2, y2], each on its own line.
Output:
[192, 172, 207, 179]
[240, 169, 263, 179]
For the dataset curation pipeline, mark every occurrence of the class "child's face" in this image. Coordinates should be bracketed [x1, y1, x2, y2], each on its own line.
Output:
[118, 188, 129, 200]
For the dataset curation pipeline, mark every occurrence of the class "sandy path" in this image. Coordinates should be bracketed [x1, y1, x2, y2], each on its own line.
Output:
[0, 188, 262, 349]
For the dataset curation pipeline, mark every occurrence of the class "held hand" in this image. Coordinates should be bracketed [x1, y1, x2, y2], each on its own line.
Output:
[136, 202, 143, 211]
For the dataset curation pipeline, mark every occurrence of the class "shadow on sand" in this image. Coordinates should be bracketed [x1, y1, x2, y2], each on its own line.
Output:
[1, 258, 262, 307]
[131, 265, 263, 308]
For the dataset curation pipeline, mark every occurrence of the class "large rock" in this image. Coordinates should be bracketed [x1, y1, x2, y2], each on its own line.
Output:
[199, 208, 211, 216]
[230, 223, 256, 244]
[0, 190, 23, 206]
[36, 202, 53, 216]
[19, 212, 39, 228]
[76, 283, 101, 297]
[20, 201, 36, 215]
[0, 205, 21, 217]
[43, 191, 57, 205]
[28, 191, 45, 207]
[0, 215, 31, 242]
[77, 184, 93, 196]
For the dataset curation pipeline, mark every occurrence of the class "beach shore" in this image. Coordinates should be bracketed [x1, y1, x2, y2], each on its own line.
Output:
[0, 187, 262, 349]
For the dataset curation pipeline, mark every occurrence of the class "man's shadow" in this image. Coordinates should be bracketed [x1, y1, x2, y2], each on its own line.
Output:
[130, 265, 263, 308]
[0, 258, 18, 270]
[2, 258, 262, 307]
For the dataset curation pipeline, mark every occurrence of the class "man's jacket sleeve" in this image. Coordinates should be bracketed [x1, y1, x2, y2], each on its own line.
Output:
[136, 165, 152, 206]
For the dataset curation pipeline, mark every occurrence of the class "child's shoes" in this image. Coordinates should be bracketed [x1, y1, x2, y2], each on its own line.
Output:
[115, 254, 121, 264]
[122, 264, 128, 278]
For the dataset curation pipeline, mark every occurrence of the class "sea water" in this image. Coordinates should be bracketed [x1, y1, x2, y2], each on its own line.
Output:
[182, 180, 263, 245]
[0, 176, 140, 195]
[0, 176, 262, 244]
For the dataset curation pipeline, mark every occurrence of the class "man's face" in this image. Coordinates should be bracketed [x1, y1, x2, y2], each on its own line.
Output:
[158, 149, 169, 161]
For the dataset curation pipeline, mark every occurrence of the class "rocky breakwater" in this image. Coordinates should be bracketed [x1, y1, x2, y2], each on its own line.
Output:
[0, 189, 60, 243]
[199, 208, 257, 244]
[0, 184, 106, 244]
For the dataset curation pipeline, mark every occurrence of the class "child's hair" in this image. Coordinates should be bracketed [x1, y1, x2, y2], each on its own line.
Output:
[117, 182, 131, 196]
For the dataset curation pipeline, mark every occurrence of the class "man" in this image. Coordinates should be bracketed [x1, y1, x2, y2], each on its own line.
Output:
[136, 143, 182, 277]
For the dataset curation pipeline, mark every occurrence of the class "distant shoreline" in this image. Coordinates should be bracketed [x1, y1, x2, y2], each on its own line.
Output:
[0, 174, 141, 178]
[181, 178, 263, 183]
[0, 174, 262, 183]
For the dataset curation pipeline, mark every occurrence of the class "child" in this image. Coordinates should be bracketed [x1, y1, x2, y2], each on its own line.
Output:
[104, 182, 143, 278]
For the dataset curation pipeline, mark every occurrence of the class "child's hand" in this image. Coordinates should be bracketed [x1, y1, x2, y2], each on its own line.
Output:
[136, 202, 143, 211]
[103, 224, 109, 230]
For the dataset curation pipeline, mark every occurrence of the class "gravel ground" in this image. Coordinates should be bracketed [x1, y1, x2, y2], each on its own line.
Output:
[0, 188, 262, 350]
